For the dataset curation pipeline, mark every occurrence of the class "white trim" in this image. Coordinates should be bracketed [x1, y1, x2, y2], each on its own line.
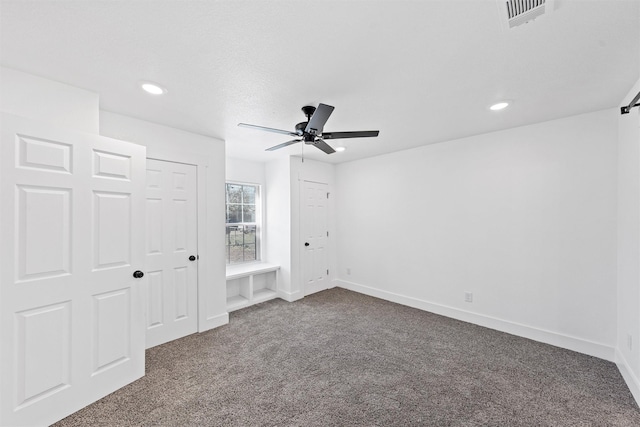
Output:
[202, 312, 229, 331]
[278, 289, 304, 302]
[334, 279, 616, 362]
[615, 349, 640, 406]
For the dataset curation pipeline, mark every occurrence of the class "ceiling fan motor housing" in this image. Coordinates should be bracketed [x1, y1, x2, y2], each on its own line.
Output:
[301, 105, 316, 119]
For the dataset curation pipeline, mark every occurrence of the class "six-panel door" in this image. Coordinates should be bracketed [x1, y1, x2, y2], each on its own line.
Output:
[302, 181, 329, 296]
[0, 114, 146, 426]
[145, 159, 198, 348]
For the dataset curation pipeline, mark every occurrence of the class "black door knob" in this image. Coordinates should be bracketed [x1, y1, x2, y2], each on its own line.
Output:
[304, 242, 310, 247]
[133, 270, 144, 279]
[189, 255, 196, 261]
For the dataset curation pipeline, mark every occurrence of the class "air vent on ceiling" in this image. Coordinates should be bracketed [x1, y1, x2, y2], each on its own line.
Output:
[501, 0, 553, 28]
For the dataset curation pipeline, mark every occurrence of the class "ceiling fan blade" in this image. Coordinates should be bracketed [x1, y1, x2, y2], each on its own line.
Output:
[305, 103, 334, 135]
[310, 139, 336, 154]
[321, 130, 379, 139]
[265, 139, 301, 152]
[238, 123, 299, 137]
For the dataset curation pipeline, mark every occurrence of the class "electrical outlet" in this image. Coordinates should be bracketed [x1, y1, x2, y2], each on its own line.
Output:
[464, 292, 473, 303]
[346, 268, 351, 275]
[628, 334, 633, 351]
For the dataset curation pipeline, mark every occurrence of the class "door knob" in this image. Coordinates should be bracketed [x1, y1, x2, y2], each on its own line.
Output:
[189, 255, 196, 261]
[133, 270, 144, 279]
[304, 242, 310, 247]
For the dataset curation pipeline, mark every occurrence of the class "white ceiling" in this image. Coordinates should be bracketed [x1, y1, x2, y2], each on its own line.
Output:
[1, 0, 638, 164]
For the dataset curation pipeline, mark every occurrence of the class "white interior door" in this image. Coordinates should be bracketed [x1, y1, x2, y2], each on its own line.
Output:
[145, 159, 198, 348]
[0, 113, 146, 427]
[302, 181, 329, 296]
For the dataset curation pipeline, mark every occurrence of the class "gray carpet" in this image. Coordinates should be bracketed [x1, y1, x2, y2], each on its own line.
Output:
[55, 288, 640, 426]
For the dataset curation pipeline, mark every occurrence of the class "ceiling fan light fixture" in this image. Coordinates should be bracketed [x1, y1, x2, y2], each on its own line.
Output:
[490, 101, 510, 111]
[141, 82, 166, 95]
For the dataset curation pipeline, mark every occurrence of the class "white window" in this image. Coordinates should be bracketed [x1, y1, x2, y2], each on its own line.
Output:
[225, 182, 260, 264]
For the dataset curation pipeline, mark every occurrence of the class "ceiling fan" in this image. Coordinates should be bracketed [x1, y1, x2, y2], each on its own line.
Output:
[238, 103, 379, 154]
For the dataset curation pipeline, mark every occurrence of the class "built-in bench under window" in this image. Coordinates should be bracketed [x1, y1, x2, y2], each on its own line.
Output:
[226, 263, 280, 312]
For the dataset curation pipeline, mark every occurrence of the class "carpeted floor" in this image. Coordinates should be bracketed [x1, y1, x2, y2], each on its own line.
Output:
[55, 288, 640, 426]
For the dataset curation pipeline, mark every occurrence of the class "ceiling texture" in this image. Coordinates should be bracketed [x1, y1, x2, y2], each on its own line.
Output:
[1, 0, 639, 163]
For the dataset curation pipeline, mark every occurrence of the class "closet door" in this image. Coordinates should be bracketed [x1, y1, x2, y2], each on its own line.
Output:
[145, 159, 198, 348]
[0, 113, 146, 426]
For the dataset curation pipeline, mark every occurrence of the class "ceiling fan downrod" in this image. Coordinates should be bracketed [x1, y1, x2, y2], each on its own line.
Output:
[301, 105, 316, 121]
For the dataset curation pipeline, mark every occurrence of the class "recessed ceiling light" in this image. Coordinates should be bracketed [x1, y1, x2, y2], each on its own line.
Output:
[335, 146, 346, 152]
[141, 82, 166, 95]
[490, 102, 509, 111]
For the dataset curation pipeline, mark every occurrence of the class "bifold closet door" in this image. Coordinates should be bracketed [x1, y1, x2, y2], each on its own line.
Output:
[0, 113, 146, 427]
[144, 159, 198, 349]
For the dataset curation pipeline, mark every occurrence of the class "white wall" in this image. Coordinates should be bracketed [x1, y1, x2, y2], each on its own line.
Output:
[226, 157, 266, 185]
[100, 111, 228, 331]
[265, 157, 292, 299]
[0, 67, 99, 133]
[335, 109, 619, 360]
[616, 77, 640, 403]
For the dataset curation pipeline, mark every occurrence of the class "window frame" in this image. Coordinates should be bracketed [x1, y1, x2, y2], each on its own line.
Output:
[225, 181, 261, 265]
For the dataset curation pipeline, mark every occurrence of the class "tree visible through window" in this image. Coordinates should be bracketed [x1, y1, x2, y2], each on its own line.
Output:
[226, 183, 259, 264]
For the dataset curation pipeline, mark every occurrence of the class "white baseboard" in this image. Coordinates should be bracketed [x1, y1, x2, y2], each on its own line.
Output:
[615, 349, 640, 406]
[200, 312, 229, 332]
[335, 279, 616, 362]
[278, 289, 304, 302]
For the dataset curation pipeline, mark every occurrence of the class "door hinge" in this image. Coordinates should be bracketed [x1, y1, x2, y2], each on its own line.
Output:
[326, 231, 329, 237]
[327, 269, 329, 275]
[327, 192, 330, 199]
